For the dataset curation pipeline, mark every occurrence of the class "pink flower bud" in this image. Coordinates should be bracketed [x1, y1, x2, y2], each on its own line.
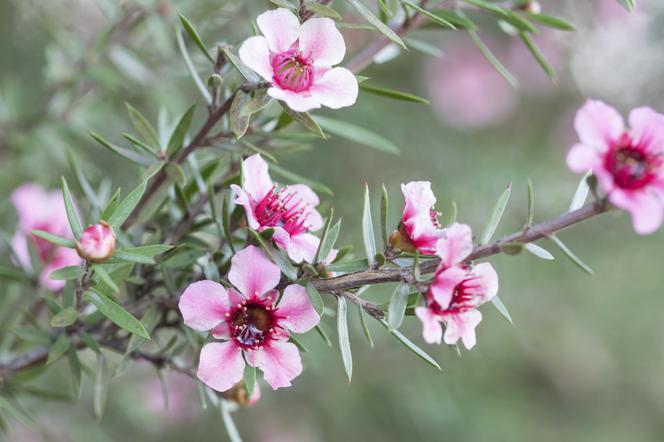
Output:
[76, 222, 116, 263]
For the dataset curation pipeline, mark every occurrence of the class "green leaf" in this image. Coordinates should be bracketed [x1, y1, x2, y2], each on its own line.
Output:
[221, 46, 260, 83]
[31, 230, 76, 248]
[549, 235, 594, 275]
[90, 132, 155, 167]
[315, 115, 399, 154]
[318, 219, 341, 265]
[279, 103, 326, 138]
[269, 0, 297, 9]
[305, 283, 325, 316]
[490, 295, 513, 324]
[346, 0, 406, 49]
[122, 133, 159, 157]
[306, 2, 342, 20]
[519, 32, 557, 82]
[462, 0, 508, 15]
[569, 170, 592, 212]
[249, 230, 298, 280]
[527, 179, 535, 226]
[359, 83, 429, 104]
[220, 400, 243, 442]
[380, 184, 389, 248]
[314, 209, 335, 264]
[49, 265, 85, 281]
[230, 91, 251, 139]
[0, 265, 30, 283]
[93, 352, 109, 421]
[403, 37, 444, 57]
[315, 324, 333, 347]
[167, 103, 196, 156]
[616, 0, 636, 12]
[107, 180, 147, 229]
[244, 364, 256, 399]
[125, 244, 173, 257]
[380, 319, 442, 370]
[362, 184, 377, 267]
[112, 249, 156, 265]
[47, 335, 71, 365]
[125, 103, 160, 150]
[239, 90, 273, 117]
[337, 296, 352, 383]
[325, 258, 368, 273]
[85, 290, 151, 338]
[268, 162, 333, 197]
[500, 12, 537, 33]
[401, 0, 455, 29]
[357, 304, 374, 348]
[241, 140, 278, 164]
[526, 12, 575, 31]
[100, 188, 121, 222]
[524, 243, 555, 260]
[93, 265, 120, 293]
[222, 193, 236, 253]
[165, 162, 187, 187]
[61, 177, 84, 239]
[481, 183, 511, 244]
[428, 9, 477, 29]
[124, 307, 161, 356]
[67, 347, 83, 398]
[51, 307, 79, 328]
[467, 27, 518, 89]
[175, 25, 212, 104]
[179, 14, 215, 63]
[388, 282, 409, 329]
[66, 145, 102, 207]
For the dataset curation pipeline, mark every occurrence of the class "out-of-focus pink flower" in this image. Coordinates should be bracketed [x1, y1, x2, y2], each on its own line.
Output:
[416, 224, 498, 349]
[390, 181, 444, 254]
[76, 222, 115, 263]
[567, 100, 664, 234]
[10, 184, 81, 291]
[138, 370, 200, 422]
[425, 43, 516, 130]
[232, 154, 333, 263]
[239, 8, 358, 112]
[179, 245, 320, 392]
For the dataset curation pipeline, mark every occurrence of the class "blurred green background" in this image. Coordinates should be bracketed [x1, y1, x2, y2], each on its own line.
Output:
[1, 0, 664, 441]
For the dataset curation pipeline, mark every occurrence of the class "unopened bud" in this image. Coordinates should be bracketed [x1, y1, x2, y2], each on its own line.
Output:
[76, 221, 116, 263]
[499, 242, 523, 256]
[208, 73, 223, 88]
[225, 380, 261, 407]
[388, 226, 417, 254]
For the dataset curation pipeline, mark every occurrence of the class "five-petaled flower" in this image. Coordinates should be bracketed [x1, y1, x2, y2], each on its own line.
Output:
[10, 184, 81, 291]
[77, 222, 116, 263]
[390, 181, 444, 254]
[232, 153, 333, 264]
[567, 100, 664, 234]
[179, 245, 320, 392]
[416, 223, 499, 349]
[239, 8, 358, 112]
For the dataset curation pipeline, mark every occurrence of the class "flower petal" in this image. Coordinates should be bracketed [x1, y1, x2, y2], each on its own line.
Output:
[574, 99, 623, 149]
[256, 8, 300, 53]
[228, 245, 281, 297]
[566, 143, 602, 174]
[252, 341, 302, 390]
[179, 280, 231, 331]
[415, 306, 443, 345]
[197, 342, 245, 392]
[436, 223, 473, 267]
[470, 262, 499, 305]
[309, 67, 358, 109]
[40, 247, 81, 292]
[241, 154, 274, 202]
[238, 36, 273, 82]
[443, 310, 482, 350]
[609, 189, 664, 235]
[628, 106, 664, 154]
[231, 184, 261, 230]
[277, 231, 319, 264]
[277, 284, 320, 333]
[298, 17, 346, 66]
[429, 265, 467, 308]
[268, 87, 321, 112]
[401, 181, 436, 218]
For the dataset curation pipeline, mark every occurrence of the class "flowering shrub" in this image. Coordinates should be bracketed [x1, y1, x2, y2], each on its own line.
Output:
[0, 1, 660, 440]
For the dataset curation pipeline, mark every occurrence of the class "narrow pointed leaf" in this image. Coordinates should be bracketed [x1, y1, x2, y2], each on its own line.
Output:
[93, 265, 120, 293]
[357, 304, 374, 348]
[125, 103, 160, 150]
[467, 27, 518, 88]
[526, 12, 575, 31]
[314, 209, 334, 263]
[112, 249, 156, 264]
[49, 266, 84, 281]
[176, 27, 212, 104]
[362, 185, 377, 267]
[401, 0, 455, 29]
[346, 0, 406, 48]
[61, 177, 84, 239]
[51, 307, 79, 328]
[519, 32, 557, 82]
[67, 347, 83, 398]
[359, 83, 429, 104]
[337, 296, 352, 382]
[107, 180, 147, 228]
[380, 184, 389, 248]
[179, 14, 215, 63]
[325, 258, 368, 273]
[31, 230, 75, 248]
[249, 230, 298, 280]
[315, 115, 399, 154]
[524, 243, 555, 260]
[85, 290, 151, 338]
[388, 283, 409, 329]
[569, 170, 592, 211]
[167, 103, 196, 156]
[47, 335, 71, 365]
[90, 132, 155, 167]
[244, 364, 256, 399]
[93, 352, 109, 421]
[268, 162, 333, 197]
[221, 47, 260, 83]
[549, 235, 594, 275]
[380, 319, 441, 370]
[490, 295, 513, 324]
[305, 282, 325, 316]
[527, 179, 535, 226]
[481, 184, 511, 244]
[279, 103, 326, 138]
[230, 91, 251, 139]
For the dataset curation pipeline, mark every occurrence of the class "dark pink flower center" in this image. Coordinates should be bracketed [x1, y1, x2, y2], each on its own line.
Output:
[605, 132, 661, 190]
[271, 49, 314, 93]
[254, 187, 311, 236]
[428, 273, 481, 315]
[429, 209, 442, 229]
[230, 301, 278, 350]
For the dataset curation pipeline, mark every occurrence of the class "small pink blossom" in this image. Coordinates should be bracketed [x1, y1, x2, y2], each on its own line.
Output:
[239, 8, 358, 112]
[567, 100, 664, 234]
[232, 154, 333, 263]
[76, 222, 116, 263]
[179, 245, 320, 392]
[10, 184, 81, 291]
[390, 181, 444, 254]
[415, 224, 498, 349]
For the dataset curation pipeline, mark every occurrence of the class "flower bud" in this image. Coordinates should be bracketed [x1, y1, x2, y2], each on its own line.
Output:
[388, 226, 417, 253]
[76, 222, 116, 263]
[224, 380, 261, 407]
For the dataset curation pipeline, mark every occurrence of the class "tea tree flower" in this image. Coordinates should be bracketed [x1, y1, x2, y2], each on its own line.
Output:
[416, 224, 498, 349]
[239, 8, 358, 112]
[567, 100, 664, 234]
[390, 181, 444, 254]
[76, 222, 116, 263]
[232, 153, 330, 263]
[179, 246, 319, 391]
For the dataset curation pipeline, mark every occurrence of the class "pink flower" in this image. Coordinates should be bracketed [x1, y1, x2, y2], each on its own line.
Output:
[567, 100, 664, 234]
[179, 245, 320, 392]
[76, 222, 116, 263]
[238, 8, 358, 112]
[10, 184, 81, 291]
[231, 154, 331, 263]
[390, 181, 444, 254]
[415, 224, 498, 349]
